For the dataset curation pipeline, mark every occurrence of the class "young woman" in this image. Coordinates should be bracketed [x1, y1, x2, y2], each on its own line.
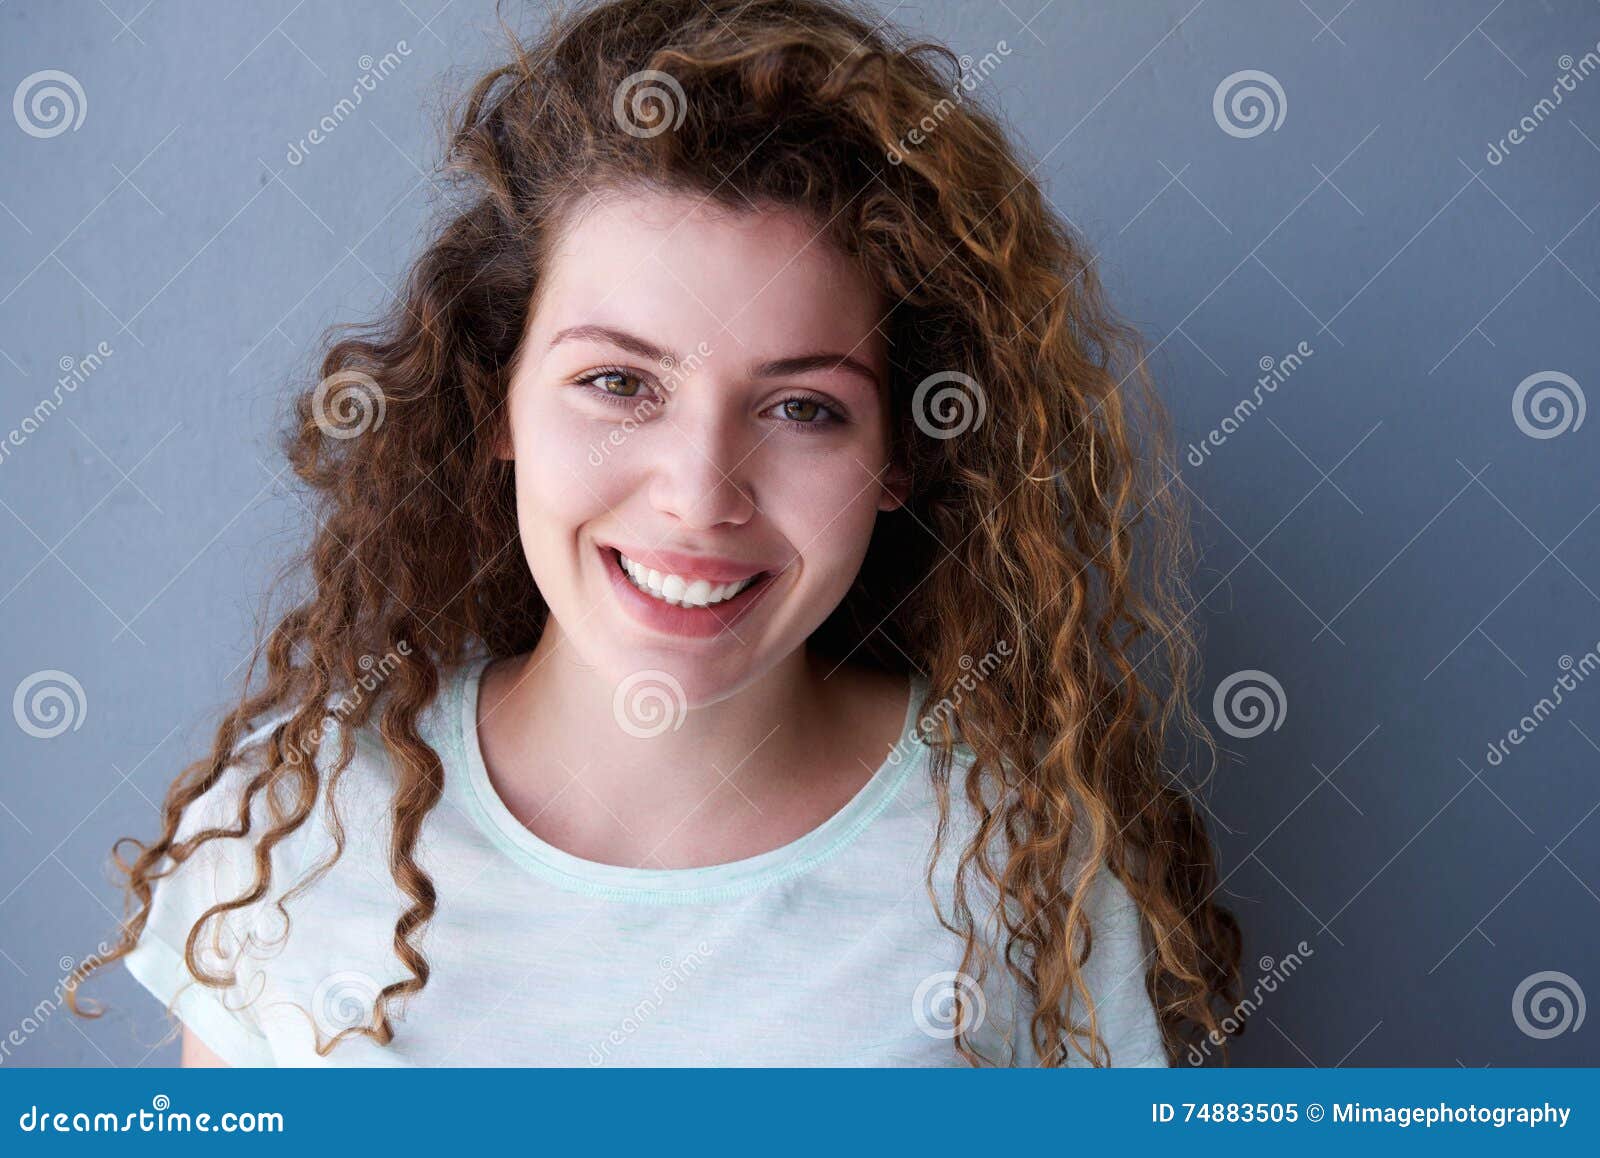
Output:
[72, 0, 1241, 1066]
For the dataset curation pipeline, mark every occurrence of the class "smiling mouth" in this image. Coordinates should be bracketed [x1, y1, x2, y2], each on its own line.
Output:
[607, 547, 771, 610]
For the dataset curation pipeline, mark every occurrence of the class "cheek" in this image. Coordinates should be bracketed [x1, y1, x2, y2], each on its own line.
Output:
[508, 393, 631, 548]
[768, 452, 885, 577]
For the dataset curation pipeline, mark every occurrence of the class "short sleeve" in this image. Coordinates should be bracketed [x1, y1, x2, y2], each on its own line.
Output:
[1011, 864, 1169, 1067]
[122, 752, 288, 1067]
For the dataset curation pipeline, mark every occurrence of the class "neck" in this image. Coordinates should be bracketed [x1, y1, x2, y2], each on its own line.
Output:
[475, 627, 845, 868]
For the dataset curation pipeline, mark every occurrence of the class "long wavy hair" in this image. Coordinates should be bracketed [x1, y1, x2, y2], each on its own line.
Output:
[71, 0, 1242, 1066]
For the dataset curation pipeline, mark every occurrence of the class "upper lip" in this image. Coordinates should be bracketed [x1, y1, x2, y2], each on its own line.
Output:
[601, 542, 778, 584]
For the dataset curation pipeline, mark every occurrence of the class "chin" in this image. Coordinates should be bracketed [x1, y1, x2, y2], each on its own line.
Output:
[593, 648, 767, 727]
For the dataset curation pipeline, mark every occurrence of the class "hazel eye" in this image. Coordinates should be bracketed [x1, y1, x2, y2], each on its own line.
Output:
[767, 393, 842, 430]
[781, 398, 822, 422]
[587, 370, 644, 398]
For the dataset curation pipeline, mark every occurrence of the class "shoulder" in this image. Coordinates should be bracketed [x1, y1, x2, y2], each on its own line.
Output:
[223, 657, 472, 813]
[124, 666, 475, 1064]
[161, 677, 442, 903]
[899, 711, 1166, 1066]
[168, 716, 304, 854]
[156, 710, 344, 915]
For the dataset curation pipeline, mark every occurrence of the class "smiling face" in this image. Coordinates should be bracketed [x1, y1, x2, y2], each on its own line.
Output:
[500, 187, 906, 704]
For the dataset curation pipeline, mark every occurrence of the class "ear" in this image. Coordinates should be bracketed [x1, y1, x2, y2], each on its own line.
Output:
[492, 421, 513, 462]
[877, 461, 910, 512]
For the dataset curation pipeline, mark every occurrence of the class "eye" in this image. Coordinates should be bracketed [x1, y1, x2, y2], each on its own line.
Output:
[768, 392, 844, 431]
[573, 368, 844, 431]
[575, 367, 654, 405]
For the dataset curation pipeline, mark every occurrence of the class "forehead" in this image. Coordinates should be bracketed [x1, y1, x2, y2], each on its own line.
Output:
[529, 188, 887, 370]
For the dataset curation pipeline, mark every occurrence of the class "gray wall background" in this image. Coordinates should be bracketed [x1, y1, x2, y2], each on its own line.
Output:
[2, 0, 1596, 1066]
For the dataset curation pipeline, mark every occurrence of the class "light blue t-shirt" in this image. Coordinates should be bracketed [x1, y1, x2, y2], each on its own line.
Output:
[124, 655, 1168, 1066]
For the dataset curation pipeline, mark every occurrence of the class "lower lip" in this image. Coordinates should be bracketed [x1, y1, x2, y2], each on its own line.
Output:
[599, 544, 778, 639]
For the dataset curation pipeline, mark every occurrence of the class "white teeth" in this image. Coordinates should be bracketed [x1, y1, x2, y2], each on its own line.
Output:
[616, 552, 759, 608]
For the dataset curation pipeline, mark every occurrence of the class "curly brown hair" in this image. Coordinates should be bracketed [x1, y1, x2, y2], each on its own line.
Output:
[70, 0, 1242, 1066]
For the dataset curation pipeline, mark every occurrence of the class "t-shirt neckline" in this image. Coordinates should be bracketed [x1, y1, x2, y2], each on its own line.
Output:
[444, 654, 928, 903]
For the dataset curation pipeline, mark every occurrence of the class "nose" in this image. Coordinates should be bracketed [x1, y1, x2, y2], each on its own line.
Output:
[647, 406, 757, 530]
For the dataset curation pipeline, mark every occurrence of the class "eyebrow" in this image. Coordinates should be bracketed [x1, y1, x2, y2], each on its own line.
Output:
[547, 324, 882, 390]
